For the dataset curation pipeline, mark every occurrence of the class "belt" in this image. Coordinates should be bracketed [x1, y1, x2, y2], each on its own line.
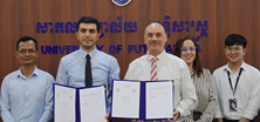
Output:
[223, 118, 255, 122]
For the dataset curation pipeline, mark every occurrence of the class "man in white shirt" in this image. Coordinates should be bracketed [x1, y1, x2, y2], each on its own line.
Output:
[124, 22, 198, 122]
[213, 34, 260, 122]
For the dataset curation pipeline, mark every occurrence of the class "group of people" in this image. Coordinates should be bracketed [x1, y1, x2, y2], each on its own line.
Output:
[1, 16, 260, 122]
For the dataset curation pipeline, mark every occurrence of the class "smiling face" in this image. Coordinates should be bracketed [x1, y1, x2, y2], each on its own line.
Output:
[180, 39, 196, 65]
[225, 44, 246, 65]
[16, 40, 39, 67]
[144, 23, 167, 56]
[76, 23, 100, 52]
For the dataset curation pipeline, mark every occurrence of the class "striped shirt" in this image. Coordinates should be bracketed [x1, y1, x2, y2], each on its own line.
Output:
[183, 69, 218, 122]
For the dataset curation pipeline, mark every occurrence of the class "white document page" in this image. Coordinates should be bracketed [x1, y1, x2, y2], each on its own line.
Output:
[111, 80, 140, 118]
[54, 85, 76, 122]
[79, 86, 107, 122]
[146, 82, 173, 119]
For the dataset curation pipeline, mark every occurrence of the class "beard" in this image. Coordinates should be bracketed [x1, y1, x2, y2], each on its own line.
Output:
[81, 41, 96, 50]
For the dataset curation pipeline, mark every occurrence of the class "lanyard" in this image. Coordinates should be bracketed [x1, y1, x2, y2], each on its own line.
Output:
[227, 68, 243, 96]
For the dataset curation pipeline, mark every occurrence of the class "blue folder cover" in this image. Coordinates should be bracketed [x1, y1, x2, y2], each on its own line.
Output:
[53, 83, 105, 122]
[110, 80, 174, 121]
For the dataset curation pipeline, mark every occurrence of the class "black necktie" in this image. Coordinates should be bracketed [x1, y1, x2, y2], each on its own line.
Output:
[85, 54, 92, 87]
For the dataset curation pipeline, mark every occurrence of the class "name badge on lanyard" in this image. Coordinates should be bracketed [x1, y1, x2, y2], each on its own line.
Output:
[227, 68, 243, 111]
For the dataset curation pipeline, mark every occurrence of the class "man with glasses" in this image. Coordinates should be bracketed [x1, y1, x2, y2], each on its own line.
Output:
[124, 22, 197, 122]
[213, 34, 260, 122]
[0, 36, 54, 122]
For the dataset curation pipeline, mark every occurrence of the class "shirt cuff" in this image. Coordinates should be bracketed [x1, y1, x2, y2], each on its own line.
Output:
[176, 107, 184, 117]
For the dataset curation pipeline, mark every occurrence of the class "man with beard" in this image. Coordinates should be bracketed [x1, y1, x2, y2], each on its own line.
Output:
[56, 16, 120, 120]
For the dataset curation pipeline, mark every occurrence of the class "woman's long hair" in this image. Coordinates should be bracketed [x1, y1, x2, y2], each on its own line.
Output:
[173, 36, 203, 77]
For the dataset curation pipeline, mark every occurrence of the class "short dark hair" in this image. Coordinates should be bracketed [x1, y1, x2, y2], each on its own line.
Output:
[225, 34, 247, 48]
[173, 36, 203, 77]
[16, 36, 38, 51]
[77, 16, 100, 33]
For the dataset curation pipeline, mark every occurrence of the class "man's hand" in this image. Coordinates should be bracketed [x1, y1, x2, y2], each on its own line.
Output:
[131, 120, 143, 122]
[173, 109, 180, 121]
[161, 110, 179, 122]
[161, 118, 173, 122]
[240, 117, 250, 122]
[217, 118, 223, 122]
[130, 110, 180, 122]
[105, 113, 110, 122]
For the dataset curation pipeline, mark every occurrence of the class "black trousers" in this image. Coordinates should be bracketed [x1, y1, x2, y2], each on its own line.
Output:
[223, 118, 255, 122]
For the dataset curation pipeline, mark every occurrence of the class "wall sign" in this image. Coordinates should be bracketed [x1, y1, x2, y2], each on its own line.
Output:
[36, 15, 208, 54]
[111, 0, 131, 6]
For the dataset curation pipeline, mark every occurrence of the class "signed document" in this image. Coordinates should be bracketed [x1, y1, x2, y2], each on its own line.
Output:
[111, 80, 140, 119]
[54, 85, 76, 122]
[79, 87, 107, 122]
[111, 80, 174, 121]
[146, 81, 173, 119]
[54, 84, 107, 122]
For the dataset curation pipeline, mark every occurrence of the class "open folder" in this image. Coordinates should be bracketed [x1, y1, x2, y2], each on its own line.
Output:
[53, 83, 107, 122]
[110, 80, 174, 121]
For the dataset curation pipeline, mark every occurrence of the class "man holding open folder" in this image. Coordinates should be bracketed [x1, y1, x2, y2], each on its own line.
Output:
[56, 16, 120, 121]
[124, 22, 198, 122]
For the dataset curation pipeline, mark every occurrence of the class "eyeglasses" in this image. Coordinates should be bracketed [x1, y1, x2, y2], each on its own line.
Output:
[18, 49, 37, 55]
[181, 47, 197, 52]
[226, 46, 243, 53]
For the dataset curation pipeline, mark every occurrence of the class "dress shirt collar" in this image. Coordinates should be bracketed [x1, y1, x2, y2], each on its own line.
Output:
[79, 47, 98, 60]
[146, 50, 166, 61]
[224, 61, 246, 73]
[16, 66, 39, 78]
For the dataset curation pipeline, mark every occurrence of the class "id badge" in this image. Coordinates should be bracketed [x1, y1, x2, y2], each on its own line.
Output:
[229, 98, 237, 111]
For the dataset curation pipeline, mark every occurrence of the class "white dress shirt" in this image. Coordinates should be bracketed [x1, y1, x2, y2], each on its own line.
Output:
[213, 61, 260, 120]
[124, 50, 198, 122]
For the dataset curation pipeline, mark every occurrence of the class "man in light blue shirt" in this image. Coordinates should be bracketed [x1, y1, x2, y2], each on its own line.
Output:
[56, 16, 120, 119]
[1, 36, 54, 122]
